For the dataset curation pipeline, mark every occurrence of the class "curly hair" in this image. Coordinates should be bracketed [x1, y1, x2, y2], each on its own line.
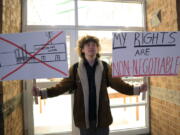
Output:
[77, 35, 101, 58]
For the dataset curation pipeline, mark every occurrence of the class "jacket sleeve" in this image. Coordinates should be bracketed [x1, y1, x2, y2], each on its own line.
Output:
[46, 65, 75, 98]
[107, 64, 134, 95]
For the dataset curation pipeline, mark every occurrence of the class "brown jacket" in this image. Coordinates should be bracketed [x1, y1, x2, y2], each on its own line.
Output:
[46, 59, 134, 128]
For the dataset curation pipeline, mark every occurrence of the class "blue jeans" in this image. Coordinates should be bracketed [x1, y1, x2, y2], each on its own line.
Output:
[80, 121, 109, 135]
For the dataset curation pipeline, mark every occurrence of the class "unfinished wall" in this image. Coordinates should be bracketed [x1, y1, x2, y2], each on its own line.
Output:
[0, 0, 23, 135]
[146, 0, 180, 134]
[0, 1, 2, 32]
[177, 0, 180, 30]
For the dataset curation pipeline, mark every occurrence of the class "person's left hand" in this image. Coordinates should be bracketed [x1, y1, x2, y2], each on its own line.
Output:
[139, 83, 147, 93]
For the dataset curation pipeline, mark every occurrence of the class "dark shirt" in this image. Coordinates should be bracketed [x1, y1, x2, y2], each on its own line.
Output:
[84, 58, 98, 122]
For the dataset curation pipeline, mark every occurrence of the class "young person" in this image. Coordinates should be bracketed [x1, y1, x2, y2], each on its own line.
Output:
[33, 35, 147, 135]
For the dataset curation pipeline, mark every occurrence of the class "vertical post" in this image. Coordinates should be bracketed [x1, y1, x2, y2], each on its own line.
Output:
[0, 81, 4, 135]
[142, 77, 147, 100]
[23, 80, 34, 135]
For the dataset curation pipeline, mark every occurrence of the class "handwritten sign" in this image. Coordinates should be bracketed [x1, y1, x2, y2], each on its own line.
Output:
[112, 32, 180, 77]
[0, 31, 68, 80]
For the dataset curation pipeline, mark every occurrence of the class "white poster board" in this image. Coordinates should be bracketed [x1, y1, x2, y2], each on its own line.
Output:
[0, 31, 68, 81]
[112, 31, 180, 77]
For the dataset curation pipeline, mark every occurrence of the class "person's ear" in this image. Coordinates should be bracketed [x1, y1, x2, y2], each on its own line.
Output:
[82, 48, 85, 53]
[97, 46, 100, 53]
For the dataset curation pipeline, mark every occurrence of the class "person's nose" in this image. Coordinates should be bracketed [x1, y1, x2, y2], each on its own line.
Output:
[89, 43, 95, 48]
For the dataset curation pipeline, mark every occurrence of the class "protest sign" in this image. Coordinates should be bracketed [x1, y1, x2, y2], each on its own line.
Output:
[112, 32, 180, 77]
[0, 31, 68, 80]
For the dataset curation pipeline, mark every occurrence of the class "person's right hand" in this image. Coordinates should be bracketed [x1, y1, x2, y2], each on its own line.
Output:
[32, 86, 41, 97]
[32, 86, 41, 104]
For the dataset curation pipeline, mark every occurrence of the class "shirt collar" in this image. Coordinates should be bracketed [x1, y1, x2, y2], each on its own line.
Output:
[83, 57, 98, 68]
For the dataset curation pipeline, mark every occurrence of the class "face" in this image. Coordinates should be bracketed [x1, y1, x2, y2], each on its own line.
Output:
[82, 42, 99, 58]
